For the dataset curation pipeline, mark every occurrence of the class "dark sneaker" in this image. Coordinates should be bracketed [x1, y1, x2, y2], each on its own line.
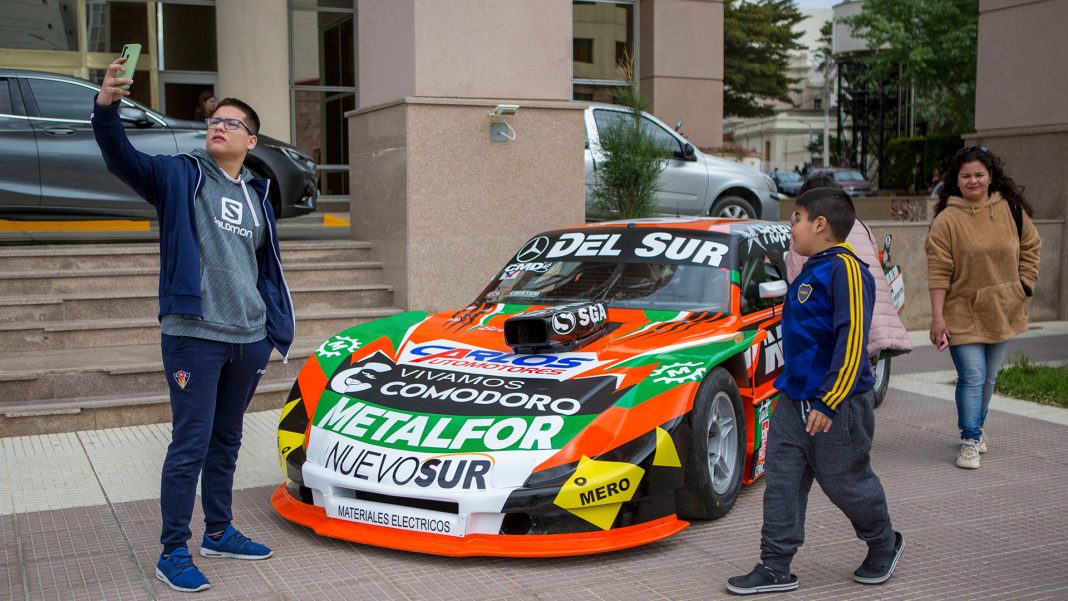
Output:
[199, 525, 273, 560]
[854, 531, 905, 584]
[155, 548, 210, 593]
[726, 564, 799, 596]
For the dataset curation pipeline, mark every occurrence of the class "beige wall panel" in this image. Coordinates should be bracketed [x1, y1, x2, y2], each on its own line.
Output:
[357, 0, 417, 108]
[412, 0, 572, 101]
[640, 0, 723, 80]
[975, 0, 1068, 132]
[641, 77, 723, 149]
[966, 130, 1068, 221]
[349, 104, 411, 305]
[403, 104, 586, 312]
[216, 0, 291, 142]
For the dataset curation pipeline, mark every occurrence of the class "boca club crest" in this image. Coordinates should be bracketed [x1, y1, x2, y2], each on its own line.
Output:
[797, 283, 813, 304]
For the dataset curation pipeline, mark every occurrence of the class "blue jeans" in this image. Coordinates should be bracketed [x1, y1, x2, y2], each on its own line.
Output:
[159, 334, 272, 554]
[949, 342, 1009, 441]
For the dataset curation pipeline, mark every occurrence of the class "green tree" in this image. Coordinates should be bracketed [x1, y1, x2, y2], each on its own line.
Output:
[723, 0, 806, 117]
[843, 0, 978, 133]
[590, 58, 668, 219]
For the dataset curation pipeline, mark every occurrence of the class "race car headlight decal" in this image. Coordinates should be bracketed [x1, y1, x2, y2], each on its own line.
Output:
[278, 393, 309, 479]
[553, 455, 645, 530]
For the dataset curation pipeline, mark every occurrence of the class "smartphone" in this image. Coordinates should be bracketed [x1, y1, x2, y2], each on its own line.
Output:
[117, 43, 142, 90]
[937, 332, 950, 351]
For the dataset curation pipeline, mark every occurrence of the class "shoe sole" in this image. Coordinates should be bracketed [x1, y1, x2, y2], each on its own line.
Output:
[854, 536, 906, 585]
[155, 568, 211, 592]
[199, 548, 273, 560]
[726, 581, 799, 595]
[955, 459, 980, 469]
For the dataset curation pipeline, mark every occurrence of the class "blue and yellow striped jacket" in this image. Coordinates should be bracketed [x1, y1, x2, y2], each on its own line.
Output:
[774, 243, 874, 417]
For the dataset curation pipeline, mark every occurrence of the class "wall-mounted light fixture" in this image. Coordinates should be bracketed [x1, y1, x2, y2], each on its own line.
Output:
[489, 104, 519, 142]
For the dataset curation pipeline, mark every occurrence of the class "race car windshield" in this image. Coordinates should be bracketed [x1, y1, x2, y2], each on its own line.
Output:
[482, 261, 729, 312]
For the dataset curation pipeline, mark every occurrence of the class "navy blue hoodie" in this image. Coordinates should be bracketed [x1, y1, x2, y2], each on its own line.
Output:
[91, 100, 294, 359]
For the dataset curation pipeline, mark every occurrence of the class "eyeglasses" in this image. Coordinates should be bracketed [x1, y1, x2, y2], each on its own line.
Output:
[205, 117, 252, 134]
[958, 145, 988, 156]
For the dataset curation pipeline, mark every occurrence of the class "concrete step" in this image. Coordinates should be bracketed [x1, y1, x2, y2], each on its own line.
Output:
[0, 380, 291, 437]
[0, 336, 334, 404]
[0, 284, 393, 323]
[0, 307, 403, 352]
[0, 240, 374, 271]
[0, 261, 385, 295]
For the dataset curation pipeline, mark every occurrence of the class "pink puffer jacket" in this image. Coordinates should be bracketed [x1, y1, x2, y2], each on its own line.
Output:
[786, 220, 913, 358]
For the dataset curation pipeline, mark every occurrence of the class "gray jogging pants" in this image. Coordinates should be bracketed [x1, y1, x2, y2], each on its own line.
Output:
[759, 389, 895, 574]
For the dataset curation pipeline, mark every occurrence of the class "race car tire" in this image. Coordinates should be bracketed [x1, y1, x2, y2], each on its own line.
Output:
[709, 195, 757, 220]
[872, 353, 890, 408]
[676, 367, 746, 520]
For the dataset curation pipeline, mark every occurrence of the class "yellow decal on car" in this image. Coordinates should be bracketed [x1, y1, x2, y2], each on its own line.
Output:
[653, 427, 682, 467]
[554, 456, 645, 530]
[277, 397, 307, 474]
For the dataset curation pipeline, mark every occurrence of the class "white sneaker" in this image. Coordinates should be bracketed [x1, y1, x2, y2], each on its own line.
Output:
[977, 431, 987, 454]
[956, 440, 981, 469]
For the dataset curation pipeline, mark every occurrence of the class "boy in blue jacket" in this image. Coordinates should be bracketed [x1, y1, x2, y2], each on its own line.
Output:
[727, 188, 903, 595]
[93, 56, 294, 593]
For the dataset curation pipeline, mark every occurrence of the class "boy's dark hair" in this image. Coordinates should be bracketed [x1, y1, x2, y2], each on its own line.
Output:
[798, 173, 837, 196]
[213, 97, 260, 135]
[795, 187, 855, 242]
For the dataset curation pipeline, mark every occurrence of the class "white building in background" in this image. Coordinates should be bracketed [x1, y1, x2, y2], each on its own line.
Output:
[725, 8, 838, 173]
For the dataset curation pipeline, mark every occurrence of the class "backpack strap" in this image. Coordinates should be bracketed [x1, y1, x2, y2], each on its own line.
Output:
[1009, 200, 1023, 241]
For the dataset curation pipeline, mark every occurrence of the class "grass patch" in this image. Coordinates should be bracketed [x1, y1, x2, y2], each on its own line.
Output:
[996, 354, 1068, 408]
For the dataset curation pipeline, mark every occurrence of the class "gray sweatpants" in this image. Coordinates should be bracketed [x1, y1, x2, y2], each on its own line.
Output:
[759, 389, 895, 574]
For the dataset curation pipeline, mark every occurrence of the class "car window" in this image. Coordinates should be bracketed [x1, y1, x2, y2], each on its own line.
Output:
[640, 117, 682, 154]
[0, 78, 13, 115]
[834, 170, 865, 182]
[592, 109, 627, 136]
[26, 78, 97, 121]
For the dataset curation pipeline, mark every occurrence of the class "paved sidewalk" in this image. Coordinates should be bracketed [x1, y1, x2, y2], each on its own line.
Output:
[2, 325, 1066, 600]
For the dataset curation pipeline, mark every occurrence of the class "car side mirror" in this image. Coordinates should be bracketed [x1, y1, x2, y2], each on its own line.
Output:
[759, 280, 788, 299]
[673, 142, 696, 161]
[119, 106, 151, 127]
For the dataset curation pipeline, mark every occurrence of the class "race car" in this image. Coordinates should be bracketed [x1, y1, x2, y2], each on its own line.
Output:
[273, 217, 792, 557]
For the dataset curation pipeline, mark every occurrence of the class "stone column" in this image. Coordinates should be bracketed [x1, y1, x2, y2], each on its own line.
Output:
[350, 0, 586, 312]
[215, 0, 291, 142]
[639, 0, 724, 149]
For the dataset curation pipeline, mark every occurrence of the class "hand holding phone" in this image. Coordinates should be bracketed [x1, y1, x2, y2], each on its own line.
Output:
[117, 44, 141, 90]
[937, 331, 950, 351]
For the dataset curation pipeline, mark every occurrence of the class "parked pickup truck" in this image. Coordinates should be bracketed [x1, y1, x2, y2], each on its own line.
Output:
[584, 103, 781, 221]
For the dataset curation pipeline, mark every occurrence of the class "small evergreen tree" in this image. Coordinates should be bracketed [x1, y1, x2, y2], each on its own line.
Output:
[590, 57, 668, 219]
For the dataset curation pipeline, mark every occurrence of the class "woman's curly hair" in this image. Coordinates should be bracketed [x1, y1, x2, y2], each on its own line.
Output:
[935, 146, 1033, 217]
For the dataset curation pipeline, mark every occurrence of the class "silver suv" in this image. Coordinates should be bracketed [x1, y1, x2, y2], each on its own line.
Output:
[584, 104, 780, 220]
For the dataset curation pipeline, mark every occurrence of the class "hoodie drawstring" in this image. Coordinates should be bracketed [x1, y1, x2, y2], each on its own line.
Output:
[240, 179, 261, 228]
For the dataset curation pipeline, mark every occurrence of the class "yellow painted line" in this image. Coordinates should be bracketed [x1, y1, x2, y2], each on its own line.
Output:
[0, 219, 151, 232]
[323, 214, 350, 227]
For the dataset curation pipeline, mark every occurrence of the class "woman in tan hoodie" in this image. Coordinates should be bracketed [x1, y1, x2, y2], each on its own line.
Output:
[926, 146, 1041, 470]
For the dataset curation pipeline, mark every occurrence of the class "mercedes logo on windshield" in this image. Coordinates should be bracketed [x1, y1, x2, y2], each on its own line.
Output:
[516, 236, 550, 263]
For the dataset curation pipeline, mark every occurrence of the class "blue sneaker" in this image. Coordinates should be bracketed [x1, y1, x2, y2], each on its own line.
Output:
[199, 525, 273, 560]
[155, 548, 211, 593]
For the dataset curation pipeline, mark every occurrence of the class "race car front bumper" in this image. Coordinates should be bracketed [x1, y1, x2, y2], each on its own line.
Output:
[271, 484, 687, 557]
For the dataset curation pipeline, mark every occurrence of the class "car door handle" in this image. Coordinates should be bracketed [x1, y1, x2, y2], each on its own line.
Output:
[43, 126, 76, 136]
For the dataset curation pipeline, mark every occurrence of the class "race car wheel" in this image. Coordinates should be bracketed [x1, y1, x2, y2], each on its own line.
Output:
[677, 367, 746, 520]
[710, 195, 757, 219]
[872, 353, 891, 408]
